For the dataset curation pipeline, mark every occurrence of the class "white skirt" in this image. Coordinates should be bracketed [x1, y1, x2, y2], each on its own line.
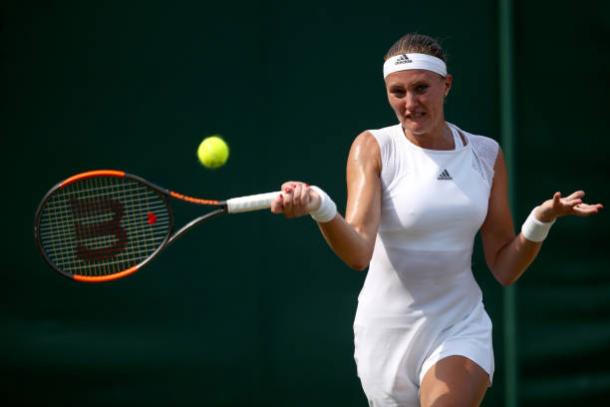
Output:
[353, 301, 494, 407]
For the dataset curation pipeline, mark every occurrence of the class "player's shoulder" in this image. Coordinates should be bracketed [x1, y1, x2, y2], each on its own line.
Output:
[366, 123, 401, 140]
[355, 123, 401, 151]
[450, 123, 500, 156]
[348, 126, 398, 171]
[450, 123, 499, 149]
[469, 133, 500, 149]
[350, 130, 381, 160]
[450, 123, 501, 180]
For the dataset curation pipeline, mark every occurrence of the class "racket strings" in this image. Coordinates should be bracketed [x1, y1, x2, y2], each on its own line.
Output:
[38, 200, 169, 242]
[38, 176, 171, 277]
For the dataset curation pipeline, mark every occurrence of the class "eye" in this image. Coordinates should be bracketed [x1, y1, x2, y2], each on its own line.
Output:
[389, 86, 406, 98]
[414, 84, 429, 94]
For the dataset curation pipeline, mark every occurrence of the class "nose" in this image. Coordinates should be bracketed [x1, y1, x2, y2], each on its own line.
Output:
[404, 91, 418, 111]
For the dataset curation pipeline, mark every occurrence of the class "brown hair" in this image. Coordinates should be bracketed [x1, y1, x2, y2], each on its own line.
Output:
[384, 33, 447, 64]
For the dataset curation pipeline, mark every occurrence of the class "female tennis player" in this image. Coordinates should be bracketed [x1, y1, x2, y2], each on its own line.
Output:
[270, 33, 602, 406]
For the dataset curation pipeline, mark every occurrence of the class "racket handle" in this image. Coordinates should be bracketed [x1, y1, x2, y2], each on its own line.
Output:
[226, 191, 281, 213]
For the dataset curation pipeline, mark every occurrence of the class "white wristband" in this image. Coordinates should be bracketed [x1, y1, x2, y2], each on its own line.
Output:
[309, 186, 337, 223]
[521, 207, 556, 242]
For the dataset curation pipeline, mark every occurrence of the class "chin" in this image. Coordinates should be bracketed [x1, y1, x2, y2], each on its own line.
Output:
[401, 118, 431, 136]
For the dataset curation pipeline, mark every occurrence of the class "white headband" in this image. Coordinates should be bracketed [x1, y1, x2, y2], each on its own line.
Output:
[383, 53, 447, 78]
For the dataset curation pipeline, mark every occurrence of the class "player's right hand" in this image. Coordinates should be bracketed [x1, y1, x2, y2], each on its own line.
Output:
[271, 181, 321, 219]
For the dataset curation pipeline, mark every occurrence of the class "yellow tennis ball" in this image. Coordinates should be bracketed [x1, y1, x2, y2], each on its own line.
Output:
[197, 135, 229, 169]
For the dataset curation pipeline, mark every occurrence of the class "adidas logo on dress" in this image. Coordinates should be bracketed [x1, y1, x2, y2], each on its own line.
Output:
[437, 169, 452, 180]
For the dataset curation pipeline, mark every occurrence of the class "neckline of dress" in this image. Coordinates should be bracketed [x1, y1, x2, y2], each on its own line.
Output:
[399, 122, 470, 154]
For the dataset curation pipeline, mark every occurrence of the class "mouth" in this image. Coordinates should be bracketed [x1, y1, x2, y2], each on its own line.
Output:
[405, 111, 427, 121]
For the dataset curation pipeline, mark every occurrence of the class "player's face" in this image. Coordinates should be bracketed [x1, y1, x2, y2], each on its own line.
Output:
[385, 70, 452, 136]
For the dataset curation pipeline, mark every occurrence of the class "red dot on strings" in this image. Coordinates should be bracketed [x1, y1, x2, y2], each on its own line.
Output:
[147, 212, 157, 225]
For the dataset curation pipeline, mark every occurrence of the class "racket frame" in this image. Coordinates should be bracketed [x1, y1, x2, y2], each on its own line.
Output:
[34, 170, 230, 283]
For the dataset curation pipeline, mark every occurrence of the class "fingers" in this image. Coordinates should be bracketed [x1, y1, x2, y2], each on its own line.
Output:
[559, 190, 584, 210]
[282, 184, 294, 215]
[572, 202, 604, 217]
[564, 190, 585, 200]
[552, 190, 584, 210]
[270, 193, 284, 214]
[546, 190, 603, 218]
[292, 182, 307, 207]
[273, 181, 312, 218]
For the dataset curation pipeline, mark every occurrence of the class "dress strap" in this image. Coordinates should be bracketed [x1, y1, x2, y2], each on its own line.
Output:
[449, 124, 467, 149]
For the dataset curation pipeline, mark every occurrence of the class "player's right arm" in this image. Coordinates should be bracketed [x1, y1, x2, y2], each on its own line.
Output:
[271, 131, 382, 270]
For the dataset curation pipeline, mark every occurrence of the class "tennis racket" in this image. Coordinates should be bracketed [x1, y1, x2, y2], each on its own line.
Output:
[34, 169, 280, 283]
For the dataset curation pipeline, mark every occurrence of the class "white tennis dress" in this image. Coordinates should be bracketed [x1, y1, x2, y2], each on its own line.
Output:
[354, 122, 499, 406]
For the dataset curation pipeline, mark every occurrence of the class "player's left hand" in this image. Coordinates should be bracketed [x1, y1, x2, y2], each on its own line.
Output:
[535, 191, 603, 222]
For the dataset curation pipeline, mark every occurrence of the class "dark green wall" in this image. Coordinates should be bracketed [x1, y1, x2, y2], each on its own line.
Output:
[2, 1, 607, 406]
[514, 1, 610, 406]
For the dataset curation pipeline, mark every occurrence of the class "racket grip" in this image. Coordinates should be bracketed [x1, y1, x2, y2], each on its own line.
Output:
[226, 191, 281, 213]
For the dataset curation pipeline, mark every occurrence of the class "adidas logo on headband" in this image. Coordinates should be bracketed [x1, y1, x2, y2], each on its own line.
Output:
[394, 54, 413, 65]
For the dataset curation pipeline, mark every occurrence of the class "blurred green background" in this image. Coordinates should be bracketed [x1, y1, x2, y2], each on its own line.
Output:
[2, 1, 608, 406]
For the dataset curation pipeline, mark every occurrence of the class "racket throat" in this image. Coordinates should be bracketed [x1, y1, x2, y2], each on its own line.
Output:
[167, 208, 227, 246]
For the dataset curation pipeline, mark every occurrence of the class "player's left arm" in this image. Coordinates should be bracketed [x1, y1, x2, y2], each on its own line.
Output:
[480, 149, 603, 286]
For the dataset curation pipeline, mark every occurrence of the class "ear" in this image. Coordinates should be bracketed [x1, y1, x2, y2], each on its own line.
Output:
[444, 74, 453, 97]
